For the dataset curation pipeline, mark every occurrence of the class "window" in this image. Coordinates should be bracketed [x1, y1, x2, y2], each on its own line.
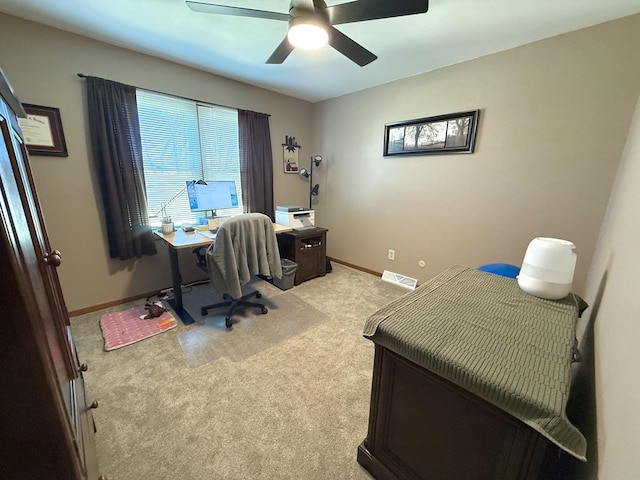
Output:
[136, 90, 243, 226]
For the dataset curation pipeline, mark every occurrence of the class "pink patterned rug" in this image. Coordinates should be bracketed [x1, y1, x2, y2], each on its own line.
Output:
[100, 305, 177, 351]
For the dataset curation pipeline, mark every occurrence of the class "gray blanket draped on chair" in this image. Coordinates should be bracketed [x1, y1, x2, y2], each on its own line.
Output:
[206, 213, 283, 299]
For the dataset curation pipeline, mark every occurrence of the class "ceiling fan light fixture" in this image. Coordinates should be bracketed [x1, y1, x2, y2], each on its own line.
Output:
[287, 17, 328, 50]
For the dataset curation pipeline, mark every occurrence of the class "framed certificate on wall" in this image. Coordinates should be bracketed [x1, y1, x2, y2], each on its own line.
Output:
[18, 103, 68, 157]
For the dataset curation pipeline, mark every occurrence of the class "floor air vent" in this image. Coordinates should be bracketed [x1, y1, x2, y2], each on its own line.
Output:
[381, 270, 418, 290]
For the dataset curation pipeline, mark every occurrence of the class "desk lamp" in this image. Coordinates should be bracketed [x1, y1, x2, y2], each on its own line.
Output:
[152, 179, 207, 232]
[299, 155, 322, 209]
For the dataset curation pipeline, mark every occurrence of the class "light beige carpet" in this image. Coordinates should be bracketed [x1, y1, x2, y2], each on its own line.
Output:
[69, 263, 406, 480]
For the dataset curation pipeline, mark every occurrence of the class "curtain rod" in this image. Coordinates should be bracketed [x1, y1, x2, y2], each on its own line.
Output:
[76, 73, 270, 117]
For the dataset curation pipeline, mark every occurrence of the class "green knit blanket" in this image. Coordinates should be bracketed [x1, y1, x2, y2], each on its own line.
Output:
[363, 265, 587, 461]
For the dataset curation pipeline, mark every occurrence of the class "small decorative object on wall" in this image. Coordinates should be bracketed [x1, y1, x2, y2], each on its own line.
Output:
[18, 103, 68, 157]
[384, 110, 479, 157]
[283, 135, 301, 173]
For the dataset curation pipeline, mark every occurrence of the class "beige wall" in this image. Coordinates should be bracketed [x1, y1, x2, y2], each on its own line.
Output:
[311, 14, 640, 295]
[2, 12, 640, 311]
[582, 93, 640, 477]
[0, 13, 313, 311]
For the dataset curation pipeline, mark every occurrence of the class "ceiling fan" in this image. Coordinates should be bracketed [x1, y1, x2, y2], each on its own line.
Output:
[185, 0, 429, 66]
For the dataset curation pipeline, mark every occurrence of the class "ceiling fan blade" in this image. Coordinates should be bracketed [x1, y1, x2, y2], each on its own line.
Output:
[186, 1, 288, 21]
[327, 26, 377, 67]
[327, 0, 429, 25]
[266, 37, 295, 64]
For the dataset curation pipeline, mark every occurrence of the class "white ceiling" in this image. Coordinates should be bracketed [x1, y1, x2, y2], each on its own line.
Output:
[2, 0, 640, 103]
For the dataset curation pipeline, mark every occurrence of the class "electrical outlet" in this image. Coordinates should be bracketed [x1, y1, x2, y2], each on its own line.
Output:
[388, 249, 395, 260]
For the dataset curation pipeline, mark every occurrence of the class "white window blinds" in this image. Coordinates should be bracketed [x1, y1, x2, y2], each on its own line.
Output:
[136, 90, 243, 226]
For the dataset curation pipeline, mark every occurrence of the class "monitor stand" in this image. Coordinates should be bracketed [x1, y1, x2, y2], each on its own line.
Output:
[207, 210, 219, 230]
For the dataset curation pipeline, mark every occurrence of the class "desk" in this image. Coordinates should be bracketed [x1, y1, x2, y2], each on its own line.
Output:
[154, 224, 292, 325]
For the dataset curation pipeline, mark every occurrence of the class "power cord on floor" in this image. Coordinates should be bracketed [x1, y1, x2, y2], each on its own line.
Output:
[147, 279, 211, 305]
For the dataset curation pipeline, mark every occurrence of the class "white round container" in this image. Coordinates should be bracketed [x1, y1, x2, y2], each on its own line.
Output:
[517, 237, 576, 300]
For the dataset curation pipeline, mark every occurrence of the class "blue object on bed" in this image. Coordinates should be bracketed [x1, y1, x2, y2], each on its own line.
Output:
[478, 263, 520, 278]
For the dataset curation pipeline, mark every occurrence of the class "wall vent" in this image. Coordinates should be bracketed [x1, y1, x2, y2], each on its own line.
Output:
[381, 270, 418, 290]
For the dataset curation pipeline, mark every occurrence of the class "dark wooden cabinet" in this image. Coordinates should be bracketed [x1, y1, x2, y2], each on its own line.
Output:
[0, 70, 102, 479]
[358, 346, 551, 480]
[278, 227, 328, 285]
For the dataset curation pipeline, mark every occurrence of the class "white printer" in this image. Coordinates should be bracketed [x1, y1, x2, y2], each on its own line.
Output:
[275, 206, 315, 229]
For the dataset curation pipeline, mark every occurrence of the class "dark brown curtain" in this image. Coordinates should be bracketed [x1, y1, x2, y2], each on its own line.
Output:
[86, 76, 157, 259]
[238, 110, 274, 220]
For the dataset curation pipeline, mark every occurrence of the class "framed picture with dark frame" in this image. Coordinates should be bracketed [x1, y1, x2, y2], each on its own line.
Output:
[18, 103, 68, 157]
[384, 110, 480, 156]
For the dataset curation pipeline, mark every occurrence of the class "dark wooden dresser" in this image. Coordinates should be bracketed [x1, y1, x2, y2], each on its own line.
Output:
[278, 227, 328, 285]
[0, 69, 104, 479]
[358, 345, 551, 480]
[358, 266, 587, 480]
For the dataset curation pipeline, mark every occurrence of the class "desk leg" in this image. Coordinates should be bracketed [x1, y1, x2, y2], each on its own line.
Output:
[165, 245, 196, 326]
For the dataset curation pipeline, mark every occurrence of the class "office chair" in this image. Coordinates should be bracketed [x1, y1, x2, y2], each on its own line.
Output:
[199, 213, 283, 328]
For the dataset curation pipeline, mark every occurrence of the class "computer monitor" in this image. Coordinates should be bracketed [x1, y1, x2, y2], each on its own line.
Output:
[186, 180, 238, 215]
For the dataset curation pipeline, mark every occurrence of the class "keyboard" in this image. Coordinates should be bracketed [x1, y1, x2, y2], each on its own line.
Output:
[197, 230, 217, 239]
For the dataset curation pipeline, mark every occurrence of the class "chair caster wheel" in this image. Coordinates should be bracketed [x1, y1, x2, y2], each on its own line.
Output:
[261, 307, 268, 314]
[225, 317, 232, 328]
[200, 308, 208, 315]
[255, 292, 262, 299]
